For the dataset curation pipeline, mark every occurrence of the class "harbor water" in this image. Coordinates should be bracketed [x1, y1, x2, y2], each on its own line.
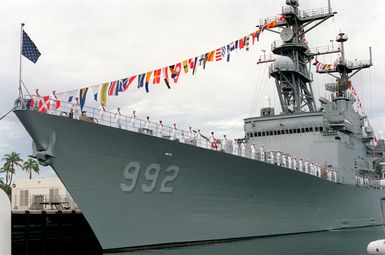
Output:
[115, 226, 384, 255]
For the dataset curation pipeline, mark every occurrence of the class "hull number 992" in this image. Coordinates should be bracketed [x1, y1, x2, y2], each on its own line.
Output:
[120, 162, 179, 193]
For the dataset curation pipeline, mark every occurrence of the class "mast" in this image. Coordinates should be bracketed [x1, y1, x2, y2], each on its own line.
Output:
[257, 0, 336, 114]
[319, 32, 373, 99]
[19, 23, 25, 99]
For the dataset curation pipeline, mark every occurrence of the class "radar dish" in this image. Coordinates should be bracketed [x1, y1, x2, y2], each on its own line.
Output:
[280, 28, 294, 42]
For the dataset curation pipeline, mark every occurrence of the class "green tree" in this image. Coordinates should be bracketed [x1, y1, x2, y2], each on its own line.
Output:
[0, 166, 12, 197]
[23, 158, 40, 179]
[0, 176, 4, 189]
[1, 152, 23, 187]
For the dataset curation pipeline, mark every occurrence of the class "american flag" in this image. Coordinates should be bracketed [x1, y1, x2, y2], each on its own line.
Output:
[22, 31, 41, 63]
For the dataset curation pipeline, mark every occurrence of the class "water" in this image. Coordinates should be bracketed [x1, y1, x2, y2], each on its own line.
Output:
[110, 226, 384, 255]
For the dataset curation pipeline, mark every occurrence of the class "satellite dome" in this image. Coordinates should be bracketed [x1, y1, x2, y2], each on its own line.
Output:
[273, 56, 294, 71]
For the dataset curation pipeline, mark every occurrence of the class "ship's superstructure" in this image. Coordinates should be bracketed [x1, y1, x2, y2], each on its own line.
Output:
[12, 0, 385, 252]
[250, 0, 382, 185]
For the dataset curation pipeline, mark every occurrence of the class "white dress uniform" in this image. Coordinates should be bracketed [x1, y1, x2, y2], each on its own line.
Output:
[98, 105, 106, 123]
[222, 136, 228, 153]
[130, 113, 136, 130]
[327, 170, 332, 181]
[260, 146, 265, 162]
[72, 99, 80, 120]
[282, 155, 286, 167]
[250, 144, 256, 160]
[304, 161, 309, 174]
[333, 171, 337, 182]
[145, 117, 151, 134]
[276, 152, 281, 166]
[171, 124, 177, 140]
[288, 156, 292, 169]
[114, 110, 122, 128]
[209, 133, 216, 150]
[299, 159, 303, 172]
[158, 123, 164, 138]
[49, 92, 57, 115]
[293, 157, 297, 170]
[33, 90, 41, 111]
[310, 163, 315, 175]
[270, 151, 275, 164]
[240, 142, 246, 157]
[232, 140, 239, 155]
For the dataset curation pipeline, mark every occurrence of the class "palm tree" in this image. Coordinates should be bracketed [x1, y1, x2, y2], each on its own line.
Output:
[0, 176, 4, 188]
[0, 166, 12, 196]
[23, 158, 40, 179]
[1, 152, 23, 187]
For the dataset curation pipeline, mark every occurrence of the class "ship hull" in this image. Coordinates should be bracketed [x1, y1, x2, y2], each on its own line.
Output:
[15, 110, 385, 250]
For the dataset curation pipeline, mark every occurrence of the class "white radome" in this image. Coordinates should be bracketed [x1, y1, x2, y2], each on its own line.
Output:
[367, 239, 385, 254]
[273, 56, 295, 71]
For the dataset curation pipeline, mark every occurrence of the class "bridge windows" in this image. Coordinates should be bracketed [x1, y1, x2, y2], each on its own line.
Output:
[247, 126, 325, 138]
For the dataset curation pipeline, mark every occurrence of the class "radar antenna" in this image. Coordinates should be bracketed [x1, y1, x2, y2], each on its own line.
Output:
[257, 0, 337, 113]
[319, 33, 373, 97]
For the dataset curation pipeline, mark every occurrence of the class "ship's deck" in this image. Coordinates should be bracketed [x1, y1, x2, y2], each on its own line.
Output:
[15, 97, 380, 188]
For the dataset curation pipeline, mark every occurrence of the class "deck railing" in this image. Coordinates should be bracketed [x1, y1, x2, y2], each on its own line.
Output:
[17, 97, 353, 185]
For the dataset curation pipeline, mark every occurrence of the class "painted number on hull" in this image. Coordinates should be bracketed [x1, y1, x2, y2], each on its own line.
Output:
[121, 162, 179, 193]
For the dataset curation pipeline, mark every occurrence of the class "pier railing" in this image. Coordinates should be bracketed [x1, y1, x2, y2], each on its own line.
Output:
[12, 194, 77, 211]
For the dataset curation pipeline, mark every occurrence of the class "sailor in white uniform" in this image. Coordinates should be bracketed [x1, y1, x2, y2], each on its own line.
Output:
[144, 116, 151, 134]
[333, 171, 337, 183]
[130, 110, 137, 131]
[197, 130, 203, 147]
[72, 97, 80, 120]
[276, 152, 281, 166]
[49, 90, 58, 115]
[114, 107, 122, 128]
[299, 159, 303, 172]
[293, 157, 297, 170]
[232, 139, 239, 155]
[310, 162, 315, 175]
[260, 145, 265, 162]
[33, 88, 41, 110]
[98, 102, 106, 123]
[288, 155, 292, 169]
[158, 120, 164, 137]
[327, 169, 332, 181]
[145, 116, 150, 129]
[171, 123, 177, 140]
[240, 141, 246, 157]
[210, 132, 216, 150]
[270, 151, 275, 164]
[304, 160, 309, 174]
[282, 154, 286, 167]
[250, 144, 256, 160]
[222, 135, 228, 152]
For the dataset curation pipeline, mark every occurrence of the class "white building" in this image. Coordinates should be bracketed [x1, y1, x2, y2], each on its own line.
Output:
[11, 178, 78, 211]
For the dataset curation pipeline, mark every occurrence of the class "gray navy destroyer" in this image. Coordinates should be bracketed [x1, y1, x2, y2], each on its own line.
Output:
[13, 0, 385, 252]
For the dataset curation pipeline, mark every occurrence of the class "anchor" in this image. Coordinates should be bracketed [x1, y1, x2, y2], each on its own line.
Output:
[30, 132, 56, 166]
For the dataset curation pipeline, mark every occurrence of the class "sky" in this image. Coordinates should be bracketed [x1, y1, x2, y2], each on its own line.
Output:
[1, 0, 384, 180]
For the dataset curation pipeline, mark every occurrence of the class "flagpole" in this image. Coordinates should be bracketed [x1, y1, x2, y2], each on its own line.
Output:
[18, 23, 25, 99]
